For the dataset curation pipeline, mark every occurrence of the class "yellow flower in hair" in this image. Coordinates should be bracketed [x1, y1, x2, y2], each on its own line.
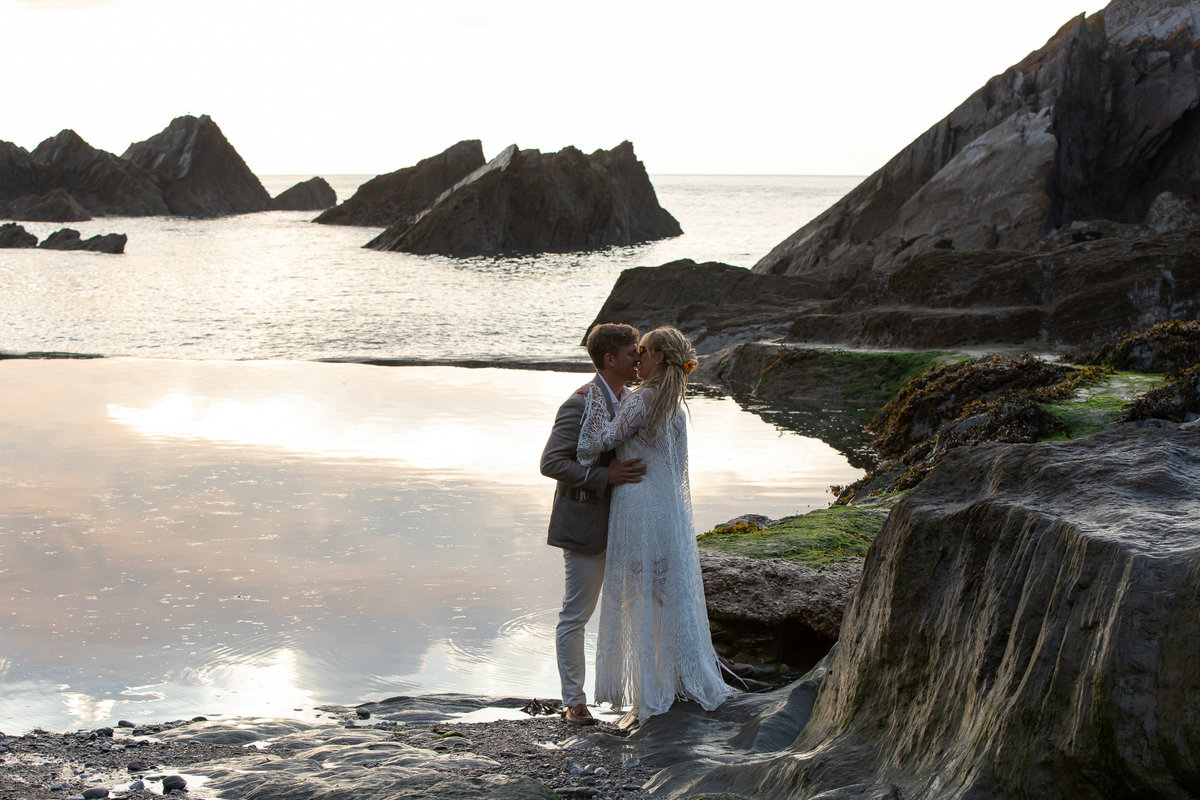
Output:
[683, 360, 697, 375]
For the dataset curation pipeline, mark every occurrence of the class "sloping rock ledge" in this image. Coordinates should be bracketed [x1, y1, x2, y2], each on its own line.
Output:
[672, 419, 1200, 799]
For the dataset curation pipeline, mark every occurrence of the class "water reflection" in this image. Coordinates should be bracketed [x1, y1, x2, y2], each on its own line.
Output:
[0, 359, 862, 733]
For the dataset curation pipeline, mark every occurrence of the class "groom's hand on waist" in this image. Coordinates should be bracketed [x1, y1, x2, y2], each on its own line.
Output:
[608, 457, 646, 485]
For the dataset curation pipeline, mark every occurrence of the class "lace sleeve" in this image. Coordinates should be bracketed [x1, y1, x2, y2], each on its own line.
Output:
[578, 388, 653, 464]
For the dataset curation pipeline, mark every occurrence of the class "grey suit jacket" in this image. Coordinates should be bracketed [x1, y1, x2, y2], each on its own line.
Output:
[541, 374, 617, 555]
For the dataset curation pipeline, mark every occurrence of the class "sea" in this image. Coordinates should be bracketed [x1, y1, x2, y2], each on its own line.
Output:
[0, 174, 864, 733]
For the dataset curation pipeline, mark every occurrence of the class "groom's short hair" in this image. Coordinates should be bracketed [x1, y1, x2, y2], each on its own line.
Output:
[586, 323, 639, 370]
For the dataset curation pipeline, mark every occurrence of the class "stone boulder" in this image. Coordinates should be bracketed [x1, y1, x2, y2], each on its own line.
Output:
[1, 187, 92, 222]
[122, 114, 273, 216]
[683, 421, 1200, 799]
[366, 141, 681, 256]
[701, 550, 860, 659]
[30, 129, 168, 216]
[272, 176, 337, 211]
[0, 222, 37, 248]
[314, 140, 485, 226]
[39, 228, 127, 253]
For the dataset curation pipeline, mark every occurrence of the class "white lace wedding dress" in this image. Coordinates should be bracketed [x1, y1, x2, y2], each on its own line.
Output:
[578, 385, 734, 722]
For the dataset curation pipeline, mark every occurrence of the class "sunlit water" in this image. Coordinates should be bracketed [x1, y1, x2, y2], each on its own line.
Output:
[0, 174, 865, 732]
[0, 175, 859, 361]
[0, 359, 860, 733]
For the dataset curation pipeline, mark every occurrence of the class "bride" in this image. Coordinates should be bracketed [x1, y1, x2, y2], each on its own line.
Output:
[578, 326, 734, 724]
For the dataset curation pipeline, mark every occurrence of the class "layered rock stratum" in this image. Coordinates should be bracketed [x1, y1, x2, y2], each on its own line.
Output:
[367, 141, 682, 257]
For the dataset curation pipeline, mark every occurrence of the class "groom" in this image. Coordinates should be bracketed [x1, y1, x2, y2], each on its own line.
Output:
[540, 322, 645, 725]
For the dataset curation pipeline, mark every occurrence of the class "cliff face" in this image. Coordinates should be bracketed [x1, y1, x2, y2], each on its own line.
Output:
[684, 421, 1200, 799]
[754, 0, 1200, 286]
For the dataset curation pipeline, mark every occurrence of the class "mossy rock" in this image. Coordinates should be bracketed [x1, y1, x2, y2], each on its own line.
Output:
[1046, 371, 1166, 438]
[1073, 319, 1200, 373]
[1118, 362, 1200, 423]
[698, 506, 887, 567]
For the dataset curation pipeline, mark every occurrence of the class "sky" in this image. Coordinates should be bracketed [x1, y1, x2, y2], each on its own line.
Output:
[3, 0, 1107, 177]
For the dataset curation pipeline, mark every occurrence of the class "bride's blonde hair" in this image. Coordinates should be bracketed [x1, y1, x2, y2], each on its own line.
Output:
[636, 326, 696, 437]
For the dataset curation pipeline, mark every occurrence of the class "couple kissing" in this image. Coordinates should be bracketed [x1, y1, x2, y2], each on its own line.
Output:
[540, 322, 741, 728]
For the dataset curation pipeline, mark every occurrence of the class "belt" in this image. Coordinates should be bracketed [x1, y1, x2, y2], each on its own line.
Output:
[567, 487, 605, 505]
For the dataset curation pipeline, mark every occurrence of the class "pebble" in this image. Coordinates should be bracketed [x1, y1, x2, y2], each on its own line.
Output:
[129, 780, 146, 791]
[162, 775, 187, 791]
[81, 789, 109, 799]
[128, 760, 151, 772]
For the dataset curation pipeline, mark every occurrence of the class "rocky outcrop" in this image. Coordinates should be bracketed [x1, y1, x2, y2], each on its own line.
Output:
[122, 115, 273, 216]
[38, 228, 127, 253]
[314, 140, 485, 226]
[272, 176, 337, 211]
[367, 141, 681, 256]
[1, 187, 92, 222]
[0, 140, 40, 203]
[0, 222, 37, 248]
[681, 421, 1200, 799]
[756, 0, 1200, 283]
[596, 0, 1200, 352]
[586, 259, 826, 354]
[30, 129, 168, 216]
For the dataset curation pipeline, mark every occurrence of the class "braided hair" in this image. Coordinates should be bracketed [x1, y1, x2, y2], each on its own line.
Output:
[636, 326, 696, 437]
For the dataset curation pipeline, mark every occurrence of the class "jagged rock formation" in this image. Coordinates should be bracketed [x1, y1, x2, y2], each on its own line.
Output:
[122, 114, 273, 216]
[30, 129, 168, 216]
[38, 228, 127, 253]
[1, 117, 270, 220]
[598, 0, 1200, 352]
[678, 420, 1200, 799]
[272, 176, 337, 211]
[367, 141, 681, 257]
[1, 187, 92, 222]
[0, 222, 37, 247]
[0, 140, 40, 204]
[314, 140, 485, 226]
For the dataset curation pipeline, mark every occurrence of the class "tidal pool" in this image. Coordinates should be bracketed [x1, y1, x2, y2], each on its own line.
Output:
[0, 359, 861, 733]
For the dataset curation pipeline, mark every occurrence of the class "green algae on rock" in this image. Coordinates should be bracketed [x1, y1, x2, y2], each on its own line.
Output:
[698, 506, 887, 568]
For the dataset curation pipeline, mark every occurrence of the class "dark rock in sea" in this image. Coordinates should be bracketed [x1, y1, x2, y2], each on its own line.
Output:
[367, 141, 681, 257]
[272, 176, 337, 211]
[39, 228, 127, 254]
[0, 139, 41, 203]
[315, 140, 485, 227]
[678, 420, 1200, 799]
[1, 187, 92, 222]
[122, 114, 273, 217]
[31, 129, 169, 216]
[0, 222, 38, 248]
